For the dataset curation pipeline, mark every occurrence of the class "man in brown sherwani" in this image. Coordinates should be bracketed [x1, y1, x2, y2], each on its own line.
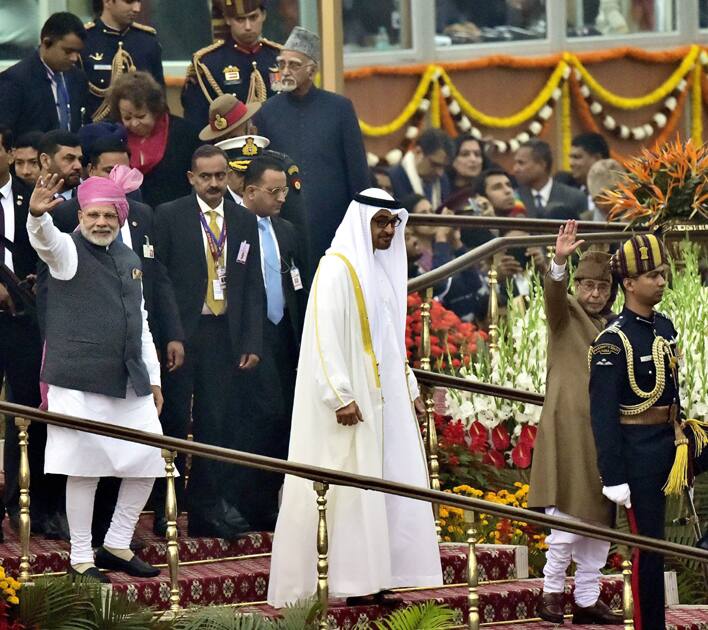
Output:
[528, 220, 622, 625]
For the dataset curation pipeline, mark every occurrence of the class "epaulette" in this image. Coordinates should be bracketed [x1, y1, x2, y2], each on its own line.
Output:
[260, 38, 283, 50]
[132, 22, 157, 35]
[84, 21, 96, 30]
[592, 316, 626, 343]
[193, 39, 225, 62]
[655, 311, 670, 321]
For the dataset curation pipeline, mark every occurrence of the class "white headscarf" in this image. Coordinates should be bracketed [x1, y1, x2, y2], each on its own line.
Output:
[326, 187, 409, 360]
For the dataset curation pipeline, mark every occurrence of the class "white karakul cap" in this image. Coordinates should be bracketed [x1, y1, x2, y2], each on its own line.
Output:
[283, 26, 321, 63]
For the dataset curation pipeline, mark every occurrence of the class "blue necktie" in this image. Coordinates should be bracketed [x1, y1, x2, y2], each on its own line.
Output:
[258, 219, 284, 324]
[56, 73, 70, 130]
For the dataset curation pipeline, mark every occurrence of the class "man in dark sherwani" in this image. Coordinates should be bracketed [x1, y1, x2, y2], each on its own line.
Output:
[254, 26, 370, 271]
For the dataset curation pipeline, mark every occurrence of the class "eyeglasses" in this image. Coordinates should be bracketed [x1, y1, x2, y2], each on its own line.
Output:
[83, 211, 119, 222]
[252, 185, 289, 198]
[276, 59, 314, 72]
[373, 216, 403, 229]
[577, 279, 611, 294]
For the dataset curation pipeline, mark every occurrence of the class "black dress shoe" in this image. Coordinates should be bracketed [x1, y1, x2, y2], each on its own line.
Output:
[95, 547, 160, 578]
[69, 565, 111, 584]
[538, 592, 564, 624]
[572, 599, 623, 624]
[188, 514, 248, 540]
[697, 530, 708, 551]
[44, 512, 70, 541]
[220, 500, 251, 532]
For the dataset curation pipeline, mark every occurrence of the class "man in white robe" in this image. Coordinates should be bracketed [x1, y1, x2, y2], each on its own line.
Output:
[27, 167, 167, 582]
[267, 188, 442, 607]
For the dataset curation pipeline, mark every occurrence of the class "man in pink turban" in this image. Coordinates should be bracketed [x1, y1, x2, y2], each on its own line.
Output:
[27, 166, 170, 583]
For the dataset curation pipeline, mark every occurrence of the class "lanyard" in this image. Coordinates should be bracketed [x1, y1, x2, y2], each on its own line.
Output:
[199, 211, 227, 263]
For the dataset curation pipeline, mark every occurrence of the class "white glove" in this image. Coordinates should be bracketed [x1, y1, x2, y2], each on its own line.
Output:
[602, 483, 632, 508]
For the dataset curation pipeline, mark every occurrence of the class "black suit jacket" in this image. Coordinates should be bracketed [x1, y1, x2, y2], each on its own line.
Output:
[5, 178, 38, 281]
[42, 198, 184, 348]
[154, 194, 263, 360]
[517, 180, 588, 219]
[0, 51, 87, 136]
[270, 215, 308, 344]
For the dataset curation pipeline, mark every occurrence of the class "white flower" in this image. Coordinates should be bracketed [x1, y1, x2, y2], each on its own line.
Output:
[562, 66, 571, 80]
[677, 79, 687, 92]
[477, 408, 499, 429]
[538, 105, 553, 121]
[643, 124, 654, 137]
[419, 98, 431, 112]
[449, 100, 461, 116]
[440, 83, 450, 98]
[508, 139, 520, 153]
[458, 400, 475, 423]
[529, 121, 543, 135]
[385, 148, 403, 164]
[551, 88, 562, 101]
[517, 131, 530, 144]
[580, 85, 590, 98]
[603, 115, 617, 130]
[619, 125, 630, 139]
[366, 152, 380, 167]
[665, 96, 678, 111]
[590, 102, 603, 115]
[574, 69, 582, 81]
[653, 113, 667, 128]
[405, 126, 419, 139]
[495, 140, 508, 153]
[632, 127, 646, 141]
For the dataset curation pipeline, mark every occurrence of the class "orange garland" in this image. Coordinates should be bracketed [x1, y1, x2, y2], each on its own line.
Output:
[569, 73, 688, 162]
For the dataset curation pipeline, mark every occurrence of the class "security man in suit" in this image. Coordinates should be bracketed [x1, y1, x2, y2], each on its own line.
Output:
[0, 125, 45, 541]
[181, 0, 281, 130]
[82, 0, 165, 122]
[203, 94, 309, 278]
[589, 233, 708, 630]
[154, 144, 263, 539]
[233, 154, 307, 529]
[0, 12, 88, 137]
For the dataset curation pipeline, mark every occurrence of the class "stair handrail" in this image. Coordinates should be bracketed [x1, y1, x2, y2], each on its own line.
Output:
[406, 214, 631, 233]
[408, 231, 633, 293]
[0, 399, 704, 565]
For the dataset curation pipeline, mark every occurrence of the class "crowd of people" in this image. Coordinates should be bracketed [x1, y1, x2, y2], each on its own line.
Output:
[0, 2, 705, 629]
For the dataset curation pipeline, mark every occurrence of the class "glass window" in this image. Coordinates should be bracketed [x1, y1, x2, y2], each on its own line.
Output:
[343, 0, 412, 52]
[567, 0, 676, 38]
[700, 0, 708, 28]
[0, 0, 40, 60]
[434, 0, 547, 47]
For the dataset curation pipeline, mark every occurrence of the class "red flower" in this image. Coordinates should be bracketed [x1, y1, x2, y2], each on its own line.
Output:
[519, 425, 537, 448]
[447, 454, 460, 466]
[483, 449, 506, 469]
[441, 419, 466, 447]
[491, 425, 511, 451]
[468, 421, 488, 453]
[511, 442, 532, 469]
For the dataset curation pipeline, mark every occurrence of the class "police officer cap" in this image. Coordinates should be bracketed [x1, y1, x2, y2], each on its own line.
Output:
[613, 233, 667, 279]
[283, 26, 320, 64]
[575, 250, 612, 283]
[216, 135, 270, 172]
[220, 0, 266, 17]
[200, 94, 262, 142]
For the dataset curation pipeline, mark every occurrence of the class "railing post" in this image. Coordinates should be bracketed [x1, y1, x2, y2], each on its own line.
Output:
[487, 258, 499, 352]
[314, 481, 330, 629]
[622, 560, 635, 630]
[161, 449, 180, 612]
[418, 287, 441, 540]
[466, 511, 480, 630]
[15, 417, 32, 583]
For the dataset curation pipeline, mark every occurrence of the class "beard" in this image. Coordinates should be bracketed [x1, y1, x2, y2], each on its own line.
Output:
[80, 223, 118, 247]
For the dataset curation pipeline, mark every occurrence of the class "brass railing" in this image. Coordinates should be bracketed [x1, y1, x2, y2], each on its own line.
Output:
[1, 400, 707, 630]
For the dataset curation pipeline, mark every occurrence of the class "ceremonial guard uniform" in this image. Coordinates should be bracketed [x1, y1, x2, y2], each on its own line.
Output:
[82, 19, 164, 121]
[589, 233, 707, 630]
[181, 0, 280, 130]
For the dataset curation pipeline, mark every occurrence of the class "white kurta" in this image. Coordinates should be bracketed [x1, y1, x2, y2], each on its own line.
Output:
[27, 213, 167, 478]
[267, 255, 441, 608]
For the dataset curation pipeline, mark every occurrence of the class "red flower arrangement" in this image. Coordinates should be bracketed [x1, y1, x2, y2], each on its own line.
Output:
[406, 293, 486, 370]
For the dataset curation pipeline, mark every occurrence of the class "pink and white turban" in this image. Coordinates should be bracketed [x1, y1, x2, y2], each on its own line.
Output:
[77, 165, 144, 226]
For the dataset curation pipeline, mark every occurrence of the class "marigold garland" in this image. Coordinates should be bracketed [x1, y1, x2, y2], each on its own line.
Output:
[692, 60, 703, 144]
[561, 81, 572, 171]
[438, 62, 568, 129]
[431, 78, 441, 129]
[570, 71, 688, 162]
[358, 65, 436, 137]
[565, 46, 699, 110]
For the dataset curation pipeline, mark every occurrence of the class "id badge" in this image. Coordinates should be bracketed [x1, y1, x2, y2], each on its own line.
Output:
[212, 280, 224, 301]
[143, 243, 155, 258]
[217, 265, 227, 291]
[290, 266, 303, 291]
[237, 240, 250, 264]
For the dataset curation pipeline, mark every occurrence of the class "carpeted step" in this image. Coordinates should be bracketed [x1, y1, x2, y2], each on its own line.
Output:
[237, 575, 624, 626]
